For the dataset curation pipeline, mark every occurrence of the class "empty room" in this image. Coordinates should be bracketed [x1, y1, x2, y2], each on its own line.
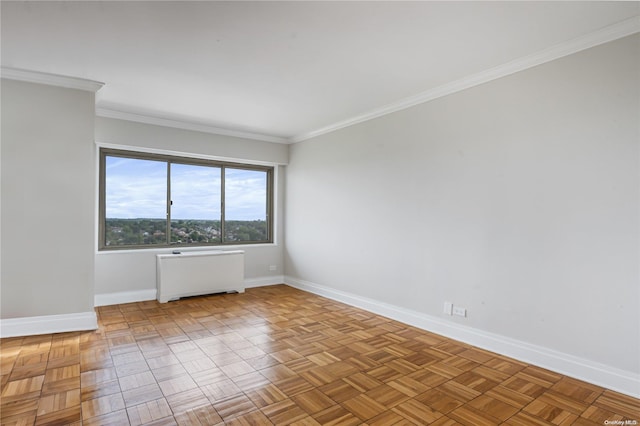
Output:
[1, 1, 639, 425]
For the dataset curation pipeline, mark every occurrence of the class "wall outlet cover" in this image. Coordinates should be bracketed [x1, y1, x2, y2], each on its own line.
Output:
[453, 306, 467, 317]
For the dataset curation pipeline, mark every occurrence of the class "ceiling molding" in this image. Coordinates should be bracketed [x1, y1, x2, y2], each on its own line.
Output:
[4, 15, 637, 145]
[0, 67, 104, 92]
[95, 108, 290, 144]
[290, 16, 640, 143]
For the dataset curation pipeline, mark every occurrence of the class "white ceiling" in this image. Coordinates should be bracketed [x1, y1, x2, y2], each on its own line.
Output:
[2, 1, 639, 143]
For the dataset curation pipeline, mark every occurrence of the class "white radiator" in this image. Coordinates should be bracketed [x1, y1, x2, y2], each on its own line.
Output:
[156, 250, 245, 303]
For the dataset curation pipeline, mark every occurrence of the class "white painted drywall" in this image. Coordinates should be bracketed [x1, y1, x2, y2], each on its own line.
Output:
[95, 117, 288, 165]
[94, 118, 286, 298]
[284, 35, 639, 374]
[1, 79, 96, 318]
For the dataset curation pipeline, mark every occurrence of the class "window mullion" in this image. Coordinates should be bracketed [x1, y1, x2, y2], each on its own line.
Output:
[220, 166, 225, 243]
[98, 151, 107, 248]
[267, 168, 272, 242]
[166, 162, 172, 245]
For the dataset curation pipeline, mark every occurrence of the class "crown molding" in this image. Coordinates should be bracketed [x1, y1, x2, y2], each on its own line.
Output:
[96, 107, 290, 144]
[5, 16, 637, 145]
[1, 67, 104, 92]
[291, 16, 640, 143]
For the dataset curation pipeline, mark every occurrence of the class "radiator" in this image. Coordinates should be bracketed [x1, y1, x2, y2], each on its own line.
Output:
[156, 250, 245, 303]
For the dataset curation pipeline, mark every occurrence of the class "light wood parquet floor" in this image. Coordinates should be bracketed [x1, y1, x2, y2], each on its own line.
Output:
[1, 285, 638, 425]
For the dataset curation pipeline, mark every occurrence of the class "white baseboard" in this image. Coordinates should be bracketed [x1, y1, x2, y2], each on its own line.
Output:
[284, 275, 640, 399]
[95, 289, 157, 307]
[244, 275, 285, 288]
[94, 278, 284, 307]
[0, 311, 98, 338]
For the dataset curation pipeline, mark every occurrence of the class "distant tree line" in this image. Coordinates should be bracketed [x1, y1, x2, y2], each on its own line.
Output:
[105, 218, 267, 246]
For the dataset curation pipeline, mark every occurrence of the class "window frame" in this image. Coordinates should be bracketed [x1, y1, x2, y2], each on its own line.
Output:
[98, 148, 274, 251]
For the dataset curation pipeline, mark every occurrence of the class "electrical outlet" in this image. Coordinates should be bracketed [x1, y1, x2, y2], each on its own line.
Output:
[269, 265, 277, 271]
[453, 306, 467, 317]
[443, 302, 453, 315]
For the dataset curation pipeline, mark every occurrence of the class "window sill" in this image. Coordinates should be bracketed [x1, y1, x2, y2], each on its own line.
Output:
[96, 242, 279, 255]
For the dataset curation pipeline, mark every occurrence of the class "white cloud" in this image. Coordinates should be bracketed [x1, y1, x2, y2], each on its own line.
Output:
[106, 159, 267, 221]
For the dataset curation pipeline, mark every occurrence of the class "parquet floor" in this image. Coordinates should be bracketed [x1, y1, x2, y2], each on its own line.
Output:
[1, 285, 638, 425]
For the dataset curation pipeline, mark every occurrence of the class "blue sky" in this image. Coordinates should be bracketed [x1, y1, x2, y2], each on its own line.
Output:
[105, 157, 267, 220]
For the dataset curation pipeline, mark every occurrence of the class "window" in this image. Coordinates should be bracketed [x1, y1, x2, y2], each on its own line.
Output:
[99, 148, 273, 250]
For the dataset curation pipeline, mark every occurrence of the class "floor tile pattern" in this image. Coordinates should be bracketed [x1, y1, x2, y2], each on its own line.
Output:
[1, 285, 638, 425]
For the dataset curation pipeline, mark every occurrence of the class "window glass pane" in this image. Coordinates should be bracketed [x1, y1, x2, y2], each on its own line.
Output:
[171, 163, 221, 245]
[100, 149, 274, 250]
[224, 168, 268, 242]
[105, 156, 167, 246]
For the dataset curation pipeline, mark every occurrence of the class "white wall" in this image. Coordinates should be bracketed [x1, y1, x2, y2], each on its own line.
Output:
[95, 117, 288, 165]
[94, 117, 287, 301]
[1, 79, 96, 319]
[285, 34, 639, 387]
